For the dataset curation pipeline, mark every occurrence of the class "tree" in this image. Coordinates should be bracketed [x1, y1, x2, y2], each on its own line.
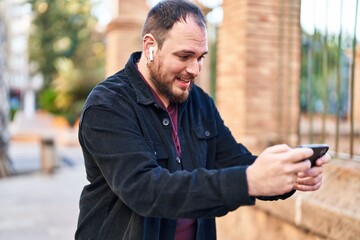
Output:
[0, 1, 10, 177]
[28, 0, 105, 123]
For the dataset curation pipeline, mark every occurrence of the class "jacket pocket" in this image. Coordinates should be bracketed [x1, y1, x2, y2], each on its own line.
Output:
[191, 123, 218, 168]
[153, 143, 169, 169]
[193, 124, 217, 140]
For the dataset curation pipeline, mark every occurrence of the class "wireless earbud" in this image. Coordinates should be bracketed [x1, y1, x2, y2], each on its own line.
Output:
[149, 47, 154, 62]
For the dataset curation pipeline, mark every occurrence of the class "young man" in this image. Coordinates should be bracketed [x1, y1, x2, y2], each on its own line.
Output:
[75, 0, 330, 239]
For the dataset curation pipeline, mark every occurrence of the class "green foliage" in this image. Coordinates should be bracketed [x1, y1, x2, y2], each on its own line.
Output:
[37, 88, 58, 113]
[28, 0, 105, 124]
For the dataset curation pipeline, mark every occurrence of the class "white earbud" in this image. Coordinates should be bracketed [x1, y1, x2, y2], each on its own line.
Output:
[149, 47, 154, 62]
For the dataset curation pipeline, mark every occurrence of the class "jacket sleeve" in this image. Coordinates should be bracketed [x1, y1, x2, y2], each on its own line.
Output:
[79, 103, 256, 220]
[210, 102, 295, 201]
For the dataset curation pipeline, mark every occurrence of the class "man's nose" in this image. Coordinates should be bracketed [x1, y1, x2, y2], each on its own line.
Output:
[186, 59, 201, 77]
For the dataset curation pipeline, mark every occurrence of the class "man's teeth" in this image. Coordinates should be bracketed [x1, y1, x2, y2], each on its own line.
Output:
[179, 78, 190, 83]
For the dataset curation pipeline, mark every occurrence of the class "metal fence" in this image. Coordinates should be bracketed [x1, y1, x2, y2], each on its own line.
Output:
[299, 0, 360, 160]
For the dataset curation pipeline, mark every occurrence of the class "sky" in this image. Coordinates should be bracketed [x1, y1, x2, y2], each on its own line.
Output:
[91, 0, 223, 26]
[301, 0, 359, 38]
[92, 0, 359, 38]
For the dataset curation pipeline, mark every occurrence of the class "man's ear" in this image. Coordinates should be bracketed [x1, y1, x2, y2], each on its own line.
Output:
[142, 34, 157, 61]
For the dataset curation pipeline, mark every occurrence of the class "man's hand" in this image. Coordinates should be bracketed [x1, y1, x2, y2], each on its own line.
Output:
[294, 152, 331, 191]
[246, 144, 314, 197]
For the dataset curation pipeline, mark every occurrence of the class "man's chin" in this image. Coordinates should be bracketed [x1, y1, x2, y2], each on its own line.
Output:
[170, 91, 190, 104]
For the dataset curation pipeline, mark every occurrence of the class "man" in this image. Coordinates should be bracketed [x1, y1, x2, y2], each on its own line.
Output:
[75, 0, 331, 239]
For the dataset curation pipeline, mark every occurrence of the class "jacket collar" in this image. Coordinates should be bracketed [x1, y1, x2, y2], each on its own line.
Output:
[125, 52, 157, 106]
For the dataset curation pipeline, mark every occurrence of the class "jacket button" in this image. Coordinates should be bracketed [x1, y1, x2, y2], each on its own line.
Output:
[205, 130, 210, 137]
[162, 118, 170, 126]
[176, 156, 181, 164]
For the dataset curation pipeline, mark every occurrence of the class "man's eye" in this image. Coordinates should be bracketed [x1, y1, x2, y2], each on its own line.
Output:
[178, 56, 189, 61]
[198, 55, 206, 61]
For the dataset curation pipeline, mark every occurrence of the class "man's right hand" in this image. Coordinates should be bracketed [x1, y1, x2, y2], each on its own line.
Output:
[246, 144, 313, 196]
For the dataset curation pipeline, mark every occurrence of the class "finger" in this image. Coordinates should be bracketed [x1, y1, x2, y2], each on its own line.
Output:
[295, 180, 322, 191]
[289, 159, 311, 173]
[265, 144, 291, 154]
[315, 153, 331, 166]
[296, 175, 322, 186]
[284, 147, 314, 164]
[298, 166, 323, 178]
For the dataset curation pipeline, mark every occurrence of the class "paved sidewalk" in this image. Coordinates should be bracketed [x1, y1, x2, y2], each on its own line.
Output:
[0, 142, 87, 240]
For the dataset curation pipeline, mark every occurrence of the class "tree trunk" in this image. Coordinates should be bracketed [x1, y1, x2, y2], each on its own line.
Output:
[0, 2, 10, 178]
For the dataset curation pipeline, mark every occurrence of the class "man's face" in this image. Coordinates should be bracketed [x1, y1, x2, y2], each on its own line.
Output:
[148, 17, 208, 105]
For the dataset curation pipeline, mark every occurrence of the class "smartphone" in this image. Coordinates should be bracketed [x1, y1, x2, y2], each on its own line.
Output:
[298, 144, 329, 167]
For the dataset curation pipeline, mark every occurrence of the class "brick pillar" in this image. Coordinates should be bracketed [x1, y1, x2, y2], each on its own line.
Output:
[216, 0, 301, 152]
[105, 0, 149, 76]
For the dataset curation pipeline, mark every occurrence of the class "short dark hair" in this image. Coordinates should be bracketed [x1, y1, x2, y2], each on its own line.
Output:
[142, 0, 206, 49]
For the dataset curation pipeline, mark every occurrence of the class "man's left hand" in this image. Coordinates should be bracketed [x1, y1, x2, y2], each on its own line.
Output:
[294, 153, 331, 191]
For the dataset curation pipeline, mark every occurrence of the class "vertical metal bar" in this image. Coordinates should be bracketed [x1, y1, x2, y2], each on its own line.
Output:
[308, 0, 317, 144]
[307, 38, 314, 143]
[296, 0, 302, 146]
[321, 0, 329, 143]
[349, 0, 358, 158]
[210, 25, 218, 101]
[277, 0, 285, 142]
[335, 0, 343, 156]
[286, 0, 294, 143]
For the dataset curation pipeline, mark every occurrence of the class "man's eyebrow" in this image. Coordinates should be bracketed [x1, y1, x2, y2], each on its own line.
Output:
[174, 50, 208, 56]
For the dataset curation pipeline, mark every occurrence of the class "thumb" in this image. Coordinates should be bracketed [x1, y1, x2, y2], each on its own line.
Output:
[265, 144, 291, 154]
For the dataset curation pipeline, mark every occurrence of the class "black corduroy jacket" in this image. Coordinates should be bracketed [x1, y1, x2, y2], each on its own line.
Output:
[75, 52, 294, 240]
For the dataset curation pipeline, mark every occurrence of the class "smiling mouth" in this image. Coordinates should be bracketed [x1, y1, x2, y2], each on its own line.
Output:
[178, 78, 191, 84]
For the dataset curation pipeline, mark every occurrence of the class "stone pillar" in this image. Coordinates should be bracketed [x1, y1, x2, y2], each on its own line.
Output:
[105, 0, 149, 76]
[216, 0, 301, 153]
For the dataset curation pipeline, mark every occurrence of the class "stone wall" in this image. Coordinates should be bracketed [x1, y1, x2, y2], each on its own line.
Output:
[216, 160, 360, 240]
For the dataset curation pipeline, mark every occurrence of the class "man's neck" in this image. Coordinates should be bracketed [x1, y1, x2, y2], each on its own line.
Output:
[137, 54, 170, 107]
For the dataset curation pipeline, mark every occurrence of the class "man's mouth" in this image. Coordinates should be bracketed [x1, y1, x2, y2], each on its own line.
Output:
[176, 77, 192, 90]
[177, 77, 191, 84]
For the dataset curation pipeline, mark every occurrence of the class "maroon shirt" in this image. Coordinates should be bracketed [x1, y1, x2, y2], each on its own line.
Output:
[165, 103, 196, 240]
[137, 67, 196, 239]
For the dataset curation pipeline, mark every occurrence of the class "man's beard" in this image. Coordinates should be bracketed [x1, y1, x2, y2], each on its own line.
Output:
[148, 60, 193, 104]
